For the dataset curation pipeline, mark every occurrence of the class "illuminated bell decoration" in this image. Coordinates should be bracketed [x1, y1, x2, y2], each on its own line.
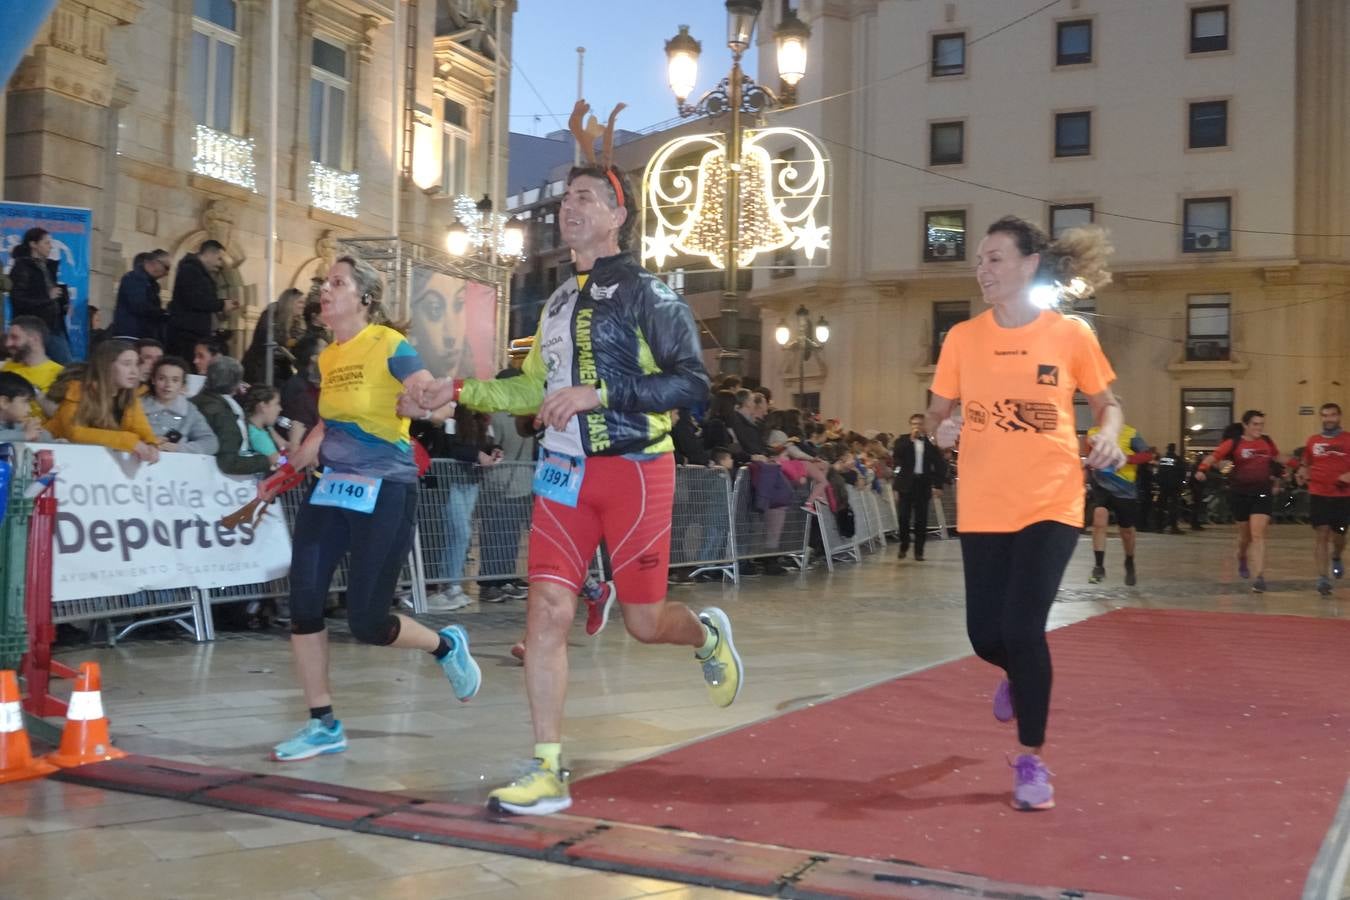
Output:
[642, 126, 831, 271]
[680, 148, 793, 268]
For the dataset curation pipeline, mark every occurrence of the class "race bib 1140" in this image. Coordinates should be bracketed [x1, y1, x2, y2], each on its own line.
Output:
[310, 468, 382, 514]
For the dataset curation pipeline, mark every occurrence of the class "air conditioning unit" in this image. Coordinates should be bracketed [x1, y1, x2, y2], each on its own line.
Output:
[930, 240, 957, 258]
[1191, 228, 1222, 249]
[1190, 340, 1221, 361]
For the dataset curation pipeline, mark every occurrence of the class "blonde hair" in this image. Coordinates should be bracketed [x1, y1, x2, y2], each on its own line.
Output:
[334, 254, 391, 326]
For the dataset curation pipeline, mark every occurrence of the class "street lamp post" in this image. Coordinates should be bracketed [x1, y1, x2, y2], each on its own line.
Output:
[445, 193, 527, 263]
[774, 304, 829, 412]
[665, 1, 810, 377]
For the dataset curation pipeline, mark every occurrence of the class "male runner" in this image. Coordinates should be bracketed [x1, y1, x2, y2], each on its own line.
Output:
[1293, 402, 1349, 596]
[1086, 422, 1152, 585]
[405, 103, 741, 815]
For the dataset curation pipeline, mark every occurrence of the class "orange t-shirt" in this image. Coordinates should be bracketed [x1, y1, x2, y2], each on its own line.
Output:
[931, 309, 1116, 533]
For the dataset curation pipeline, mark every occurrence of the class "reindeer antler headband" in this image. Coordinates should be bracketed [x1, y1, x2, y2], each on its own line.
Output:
[569, 99, 628, 208]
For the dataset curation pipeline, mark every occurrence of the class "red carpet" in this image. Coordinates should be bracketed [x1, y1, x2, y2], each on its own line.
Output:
[572, 609, 1350, 898]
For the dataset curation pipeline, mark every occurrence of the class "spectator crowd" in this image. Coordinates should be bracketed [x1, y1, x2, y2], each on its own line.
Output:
[2, 239, 1294, 632]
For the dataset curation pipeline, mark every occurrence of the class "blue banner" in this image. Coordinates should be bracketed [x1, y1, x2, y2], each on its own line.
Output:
[2, 201, 93, 360]
[0, 1, 58, 87]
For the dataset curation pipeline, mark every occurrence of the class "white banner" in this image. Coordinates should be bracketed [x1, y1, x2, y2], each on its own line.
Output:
[26, 443, 292, 602]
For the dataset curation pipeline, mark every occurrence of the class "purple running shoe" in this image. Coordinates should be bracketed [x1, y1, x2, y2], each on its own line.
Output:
[1010, 753, 1055, 811]
[993, 679, 1015, 723]
[1238, 557, 1250, 579]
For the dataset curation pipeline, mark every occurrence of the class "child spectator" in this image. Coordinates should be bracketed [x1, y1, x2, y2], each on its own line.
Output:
[0, 372, 51, 441]
[768, 429, 828, 507]
[47, 339, 159, 461]
[242, 384, 291, 465]
[141, 356, 218, 454]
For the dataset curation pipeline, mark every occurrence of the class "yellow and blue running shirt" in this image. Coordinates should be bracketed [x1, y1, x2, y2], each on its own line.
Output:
[1087, 424, 1151, 500]
[317, 323, 426, 482]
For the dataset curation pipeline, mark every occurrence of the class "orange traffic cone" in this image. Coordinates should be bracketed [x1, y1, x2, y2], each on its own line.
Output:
[0, 670, 57, 783]
[45, 662, 127, 768]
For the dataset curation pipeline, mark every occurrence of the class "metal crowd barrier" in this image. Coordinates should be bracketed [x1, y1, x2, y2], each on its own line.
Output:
[671, 464, 737, 579]
[47, 458, 964, 643]
[729, 466, 814, 579]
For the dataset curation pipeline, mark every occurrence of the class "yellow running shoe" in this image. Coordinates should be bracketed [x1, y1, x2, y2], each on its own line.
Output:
[487, 759, 571, 815]
[697, 606, 743, 708]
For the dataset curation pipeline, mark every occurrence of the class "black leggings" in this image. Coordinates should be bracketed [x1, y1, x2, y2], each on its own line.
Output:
[960, 521, 1079, 748]
[288, 479, 418, 645]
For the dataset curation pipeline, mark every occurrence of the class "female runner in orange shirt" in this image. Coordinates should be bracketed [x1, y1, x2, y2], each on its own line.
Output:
[927, 216, 1126, 811]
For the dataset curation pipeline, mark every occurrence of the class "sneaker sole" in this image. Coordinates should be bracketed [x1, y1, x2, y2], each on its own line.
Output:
[488, 795, 573, 816]
[585, 585, 618, 637]
[1011, 796, 1055, 811]
[699, 606, 744, 707]
[271, 739, 348, 762]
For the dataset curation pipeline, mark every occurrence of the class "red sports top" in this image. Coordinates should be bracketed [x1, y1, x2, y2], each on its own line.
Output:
[1297, 432, 1350, 497]
[1211, 437, 1279, 495]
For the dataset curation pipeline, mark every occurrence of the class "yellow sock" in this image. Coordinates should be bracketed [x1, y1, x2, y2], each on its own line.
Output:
[534, 742, 562, 772]
[696, 623, 718, 659]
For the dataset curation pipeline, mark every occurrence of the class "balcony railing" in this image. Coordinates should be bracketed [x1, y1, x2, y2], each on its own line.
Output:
[309, 161, 360, 218]
[193, 124, 256, 191]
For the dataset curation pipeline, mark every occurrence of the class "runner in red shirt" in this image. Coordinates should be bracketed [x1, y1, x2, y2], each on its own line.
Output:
[1196, 410, 1282, 592]
[1293, 402, 1349, 596]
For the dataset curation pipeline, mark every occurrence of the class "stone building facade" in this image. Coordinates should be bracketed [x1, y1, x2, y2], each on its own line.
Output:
[4, 0, 514, 353]
[751, 0, 1348, 456]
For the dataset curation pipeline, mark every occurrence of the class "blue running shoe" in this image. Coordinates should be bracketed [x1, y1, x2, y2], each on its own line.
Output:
[272, 719, 346, 762]
[438, 624, 482, 702]
[1238, 558, 1250, 579]
[1333, 557, 1344, 580]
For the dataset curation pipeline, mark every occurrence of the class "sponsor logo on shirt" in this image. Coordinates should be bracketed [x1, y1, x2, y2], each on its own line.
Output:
[589, 283, 619, 301]
[993, 349, 1027, 356]
[965, 401, 990, 431]
[1036, 364, 1059, 386]
[993, 399, 1058, 433]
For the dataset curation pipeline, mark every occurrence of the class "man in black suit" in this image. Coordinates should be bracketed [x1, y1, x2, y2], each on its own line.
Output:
[892, 412, 948, 560]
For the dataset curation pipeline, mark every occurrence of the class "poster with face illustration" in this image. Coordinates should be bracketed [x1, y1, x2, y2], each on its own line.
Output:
[408, 265, 497, 380]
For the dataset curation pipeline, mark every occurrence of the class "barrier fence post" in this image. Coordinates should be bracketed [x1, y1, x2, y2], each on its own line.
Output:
[0, 447, 29, 673]
[20, 451, 77, 717]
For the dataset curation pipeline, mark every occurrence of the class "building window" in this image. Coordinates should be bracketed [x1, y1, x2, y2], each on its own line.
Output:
[923, 211, 966, 262]
[1190, 5, 1229, 53]
[1188, 100, 1228, 149]
[929, 121, 964, 166]
[1182, 388, 1234, 457]
[310, 37, 350, 169]
[1073, 394, 1094, 436]
[1185, 294, 1231, 361]
[931, 301, 970, 363]
[931, 33, 966, 77]
[190, 0, 240, 133]
[1049, 203, 1094, 238]
[442, 98, 470, 197]
[794, 392, 821, 416]
[1056, 20, 1092, 65]
[1054, 111, 1091, 157]
[1183, 197, 1232, 252]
